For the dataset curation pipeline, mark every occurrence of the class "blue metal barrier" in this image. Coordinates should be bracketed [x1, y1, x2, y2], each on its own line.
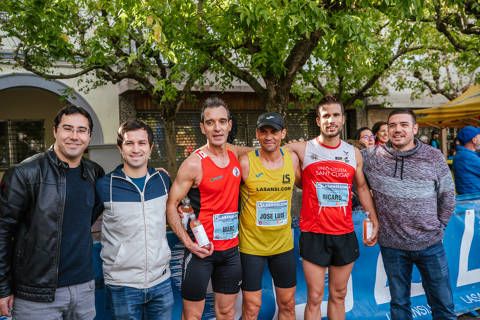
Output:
[93, 194, 480, 319]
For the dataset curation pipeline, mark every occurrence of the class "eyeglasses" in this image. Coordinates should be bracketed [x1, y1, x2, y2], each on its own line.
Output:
[60, 125, 90, 135]
[362, 135, 375, 140]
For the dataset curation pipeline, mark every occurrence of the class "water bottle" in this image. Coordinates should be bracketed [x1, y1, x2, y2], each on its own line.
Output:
[363, 211, 373, 242]
[190, 217, 211, 249]
[180, 197, 194, 229]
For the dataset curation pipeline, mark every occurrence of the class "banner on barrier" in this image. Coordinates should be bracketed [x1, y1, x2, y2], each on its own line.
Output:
[93, 195, 480, 319]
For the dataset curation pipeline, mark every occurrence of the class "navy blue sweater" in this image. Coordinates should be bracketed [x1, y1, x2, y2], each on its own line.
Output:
[57, 166, 95, 287]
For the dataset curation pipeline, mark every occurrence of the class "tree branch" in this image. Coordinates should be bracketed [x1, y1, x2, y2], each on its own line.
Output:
[413, 70, 457, 100]
[445, 64, 454, 92]
[175, 63, 210, 114]
[99, 65, 155, 93]
[433, 1, 479, 53]
[344, 45, 435, 108]
[338, 75, 344, 98]
[15, 46, 100, 80]
[302, 69, 326, 96]
[282, 29, 322, 87]
[206, 44, 267, 100]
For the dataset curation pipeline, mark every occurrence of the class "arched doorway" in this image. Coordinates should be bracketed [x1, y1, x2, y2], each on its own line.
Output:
[0, 73, 104, 169]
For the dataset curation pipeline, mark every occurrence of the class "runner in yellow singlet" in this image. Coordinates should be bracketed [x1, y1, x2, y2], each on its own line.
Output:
[238, 112, 301, 320]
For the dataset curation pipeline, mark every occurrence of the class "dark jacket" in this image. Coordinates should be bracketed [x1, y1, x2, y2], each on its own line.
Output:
[0, 146, 104, 302]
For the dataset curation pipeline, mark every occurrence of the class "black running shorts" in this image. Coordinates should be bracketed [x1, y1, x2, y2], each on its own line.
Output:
[240, 249, 296, 291]
[181, 246, 242, 301]
[299, 231, 359, 267]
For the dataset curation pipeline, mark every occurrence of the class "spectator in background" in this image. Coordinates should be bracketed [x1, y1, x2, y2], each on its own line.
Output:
[346, 139, 365, 210]
[430, 129, 441, 149]
[419, 135, 429, 144]
[227, 115, 238, 144]
[449, 137, 461, 160]
[372, 121, 388, 145]
[355, 127, 375, 148]
[452, 126, 480, 195]
[447, 140, 458, 160]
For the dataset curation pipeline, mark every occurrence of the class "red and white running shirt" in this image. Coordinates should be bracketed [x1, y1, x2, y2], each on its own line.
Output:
[299, 138, 356, 235]
[187, 149, 241, 250]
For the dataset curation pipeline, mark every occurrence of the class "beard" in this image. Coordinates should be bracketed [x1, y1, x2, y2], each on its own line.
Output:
[321, 126, 342, 138]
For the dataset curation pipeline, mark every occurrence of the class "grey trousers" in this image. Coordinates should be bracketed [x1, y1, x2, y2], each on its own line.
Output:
[12, 280, 96, 320]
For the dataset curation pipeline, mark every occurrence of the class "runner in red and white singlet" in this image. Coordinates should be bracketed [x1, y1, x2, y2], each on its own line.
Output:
[284, 95, 378, 319]
[187, 148, 241, 251]
[166, 97, 251, 320]
[300, 137, 356, 235]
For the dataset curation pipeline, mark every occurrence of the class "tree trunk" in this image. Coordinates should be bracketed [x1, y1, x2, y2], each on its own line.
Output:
[264, 80, 293, 140]
[163, 118, 178, 178]
[154, 94, 179, 179]
[264, 79, 291, 114]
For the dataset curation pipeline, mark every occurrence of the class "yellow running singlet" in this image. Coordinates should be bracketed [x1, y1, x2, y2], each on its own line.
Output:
[239, 148, 295, 255]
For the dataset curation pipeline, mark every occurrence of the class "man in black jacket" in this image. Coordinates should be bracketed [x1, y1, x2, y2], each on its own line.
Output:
[0, 105, 104, 319]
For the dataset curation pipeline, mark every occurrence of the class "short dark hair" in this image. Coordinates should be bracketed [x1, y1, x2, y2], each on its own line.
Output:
[317, 94, 344, 116]
[355, 127, 372, 140]
[387, 109, 417, 124]
[54, 105, 93, 134]
[201, 97, 231, 123]
[117, 120, 154, 148]
[372, 121, 387, 135]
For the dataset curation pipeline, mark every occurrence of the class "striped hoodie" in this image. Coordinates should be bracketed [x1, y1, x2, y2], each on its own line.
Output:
[361, 139, 455, 251]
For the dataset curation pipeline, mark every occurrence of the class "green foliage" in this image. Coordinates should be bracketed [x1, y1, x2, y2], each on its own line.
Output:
[426, 0, 480, 55]
[0, 0, 217, 173]
[297, 5, 422, 108]
[0, 0, 211, 112]
[1, 0, 478, 114]
[191, 0, 461, 112]
[393, 0, 480, 100]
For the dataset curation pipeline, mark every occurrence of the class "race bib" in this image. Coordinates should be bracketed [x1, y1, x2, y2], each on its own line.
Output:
[213, 212, 238, 240]
[315, 182, 349, 207]
[256, 200, 288, 226]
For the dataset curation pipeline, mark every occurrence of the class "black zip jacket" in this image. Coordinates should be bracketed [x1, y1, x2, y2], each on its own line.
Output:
[0, 146, 104, 302]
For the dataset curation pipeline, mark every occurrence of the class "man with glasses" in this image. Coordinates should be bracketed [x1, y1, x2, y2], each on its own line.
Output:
[0, 105, 104, 319]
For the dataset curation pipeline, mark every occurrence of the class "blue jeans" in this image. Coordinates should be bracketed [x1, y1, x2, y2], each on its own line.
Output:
[106, 278, 173, 320]
[380, 242, 456, 320]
